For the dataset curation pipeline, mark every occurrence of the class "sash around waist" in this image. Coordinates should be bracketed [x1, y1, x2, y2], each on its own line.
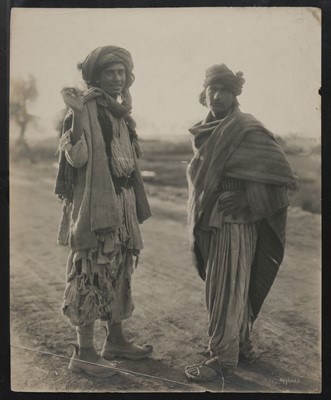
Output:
[112, 173, 135, 194]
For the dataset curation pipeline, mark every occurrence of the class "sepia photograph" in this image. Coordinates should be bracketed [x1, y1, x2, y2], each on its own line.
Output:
[9, 7, 321, 393]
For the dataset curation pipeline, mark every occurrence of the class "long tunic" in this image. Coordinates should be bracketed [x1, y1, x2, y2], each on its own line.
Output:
[61, 107, 144, 326]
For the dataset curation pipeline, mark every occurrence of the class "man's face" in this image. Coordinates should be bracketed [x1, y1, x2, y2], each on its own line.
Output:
[98, 63, 126, 97]
[205, 83, 235, 118]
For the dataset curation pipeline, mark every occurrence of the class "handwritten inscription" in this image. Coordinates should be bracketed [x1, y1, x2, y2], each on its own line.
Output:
[268, 377, 301, 386]
[279, 377, 300, 386]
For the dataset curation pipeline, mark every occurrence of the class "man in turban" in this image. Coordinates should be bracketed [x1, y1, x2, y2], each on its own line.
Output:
[55, 46, 153, 377]
[184, 64, 297, 381]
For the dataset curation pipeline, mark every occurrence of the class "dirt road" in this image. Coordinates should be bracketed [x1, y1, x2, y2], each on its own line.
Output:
[10, 162, 321, 393]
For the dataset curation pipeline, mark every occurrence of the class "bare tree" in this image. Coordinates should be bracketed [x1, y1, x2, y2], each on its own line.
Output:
[10, 74, 38, 143]
[53, 107, 69, 139]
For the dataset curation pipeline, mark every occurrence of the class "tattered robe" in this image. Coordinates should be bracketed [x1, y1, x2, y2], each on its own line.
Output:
[55, 98, 151, 326]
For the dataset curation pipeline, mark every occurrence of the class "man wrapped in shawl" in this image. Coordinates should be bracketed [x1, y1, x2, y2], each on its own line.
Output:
[55, 46, 153, 377]
[184, 64, 297, 382]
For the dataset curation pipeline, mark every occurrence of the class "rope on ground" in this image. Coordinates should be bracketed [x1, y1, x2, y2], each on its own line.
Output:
[11, 343, 212, 392]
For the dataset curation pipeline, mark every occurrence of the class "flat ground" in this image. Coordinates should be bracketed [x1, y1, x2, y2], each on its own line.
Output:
[10, 161, 321, 393]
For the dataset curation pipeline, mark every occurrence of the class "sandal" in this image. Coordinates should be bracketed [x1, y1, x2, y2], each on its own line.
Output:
[184, 358, 234, 382]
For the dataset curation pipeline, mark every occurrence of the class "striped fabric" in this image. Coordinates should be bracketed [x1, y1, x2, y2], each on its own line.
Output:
[187, 112, 297, 230]
[187, 111, 296, 320]
[217, 178, 245, 191]
[245, 181, 290, 220]
[108, 114, 136, 178]
[224, 130, 297, 187]
[204, 222, 258, 367]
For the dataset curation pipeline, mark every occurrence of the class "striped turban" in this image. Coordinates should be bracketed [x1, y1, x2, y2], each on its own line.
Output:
[203, 64, 245, 96]
[78, 45, 134, 88]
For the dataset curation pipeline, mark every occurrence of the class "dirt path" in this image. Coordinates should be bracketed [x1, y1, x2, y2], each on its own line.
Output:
[10, 162, 321, 393]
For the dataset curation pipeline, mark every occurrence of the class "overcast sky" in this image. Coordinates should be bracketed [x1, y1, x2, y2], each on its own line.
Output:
[10, 7, 321, 140]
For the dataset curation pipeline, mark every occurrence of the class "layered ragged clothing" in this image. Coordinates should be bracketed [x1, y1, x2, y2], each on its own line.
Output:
[187, 110, 297, 367]
[55, 89, 151, 326]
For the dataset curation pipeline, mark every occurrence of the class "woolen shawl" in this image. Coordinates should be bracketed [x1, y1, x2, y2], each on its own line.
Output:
[187, 110, 298, 319]
[55, 92, 151, 251]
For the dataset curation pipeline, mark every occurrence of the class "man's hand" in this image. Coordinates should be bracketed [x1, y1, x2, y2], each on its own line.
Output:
[61, 87, 84, 113]
[83, 87, 104, 102]
[218, 191, 248, 220]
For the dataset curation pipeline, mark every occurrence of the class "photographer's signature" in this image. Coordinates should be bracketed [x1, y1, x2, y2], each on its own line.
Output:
[269, 377, 300, 386]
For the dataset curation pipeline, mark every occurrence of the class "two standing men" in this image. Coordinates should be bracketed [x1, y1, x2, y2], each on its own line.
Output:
[55, 46, 297, 381]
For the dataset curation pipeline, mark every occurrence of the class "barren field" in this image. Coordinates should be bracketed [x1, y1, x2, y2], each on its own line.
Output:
[10, 160, 321, 393]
